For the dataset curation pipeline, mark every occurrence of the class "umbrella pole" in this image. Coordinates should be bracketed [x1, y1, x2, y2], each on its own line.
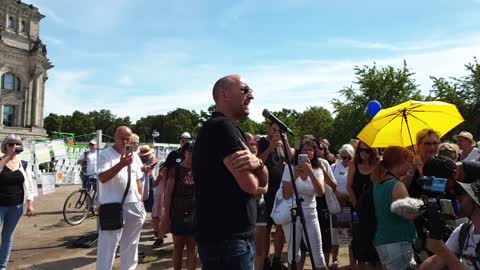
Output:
[403, 109, 416, 155]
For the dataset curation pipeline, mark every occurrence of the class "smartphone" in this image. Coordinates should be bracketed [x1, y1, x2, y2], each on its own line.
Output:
[298, 154, 308, 164]
[125, 144, 132, 153]
[149, 162, 158, 168]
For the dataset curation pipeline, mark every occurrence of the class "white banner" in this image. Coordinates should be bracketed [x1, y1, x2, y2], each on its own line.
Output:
[331, 207, 353, 245]
[41, 173, 56, 195]
[51, 140, 67, 158]
[34, 143, 51, 164]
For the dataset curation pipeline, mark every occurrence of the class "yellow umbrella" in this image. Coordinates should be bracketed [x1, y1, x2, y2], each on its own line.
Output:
[357, 100, 464, 149]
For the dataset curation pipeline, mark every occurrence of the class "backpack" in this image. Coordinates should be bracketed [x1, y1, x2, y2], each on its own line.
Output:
[458, 222, 480, 270]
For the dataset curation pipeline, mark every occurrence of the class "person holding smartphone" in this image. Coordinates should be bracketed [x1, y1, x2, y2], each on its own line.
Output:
[0, 135, 34, 270]
[96, 126, 145, 270]
[281, 139, 328, 270]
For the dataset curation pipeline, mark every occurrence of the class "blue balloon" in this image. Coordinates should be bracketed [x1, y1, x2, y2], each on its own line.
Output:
[367, 100, 382, 117]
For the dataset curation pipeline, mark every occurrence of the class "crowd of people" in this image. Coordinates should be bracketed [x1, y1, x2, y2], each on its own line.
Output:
[0, 73, 480, 270]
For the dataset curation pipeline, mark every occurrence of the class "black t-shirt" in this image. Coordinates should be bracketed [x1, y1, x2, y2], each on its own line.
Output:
[164, 148, 181, 170]
[192, 112, 256, 243]
[257, 137, 285, 206]
[0, 167, 25, 206]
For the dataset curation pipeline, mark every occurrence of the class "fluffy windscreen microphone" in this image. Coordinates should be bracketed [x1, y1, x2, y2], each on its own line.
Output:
[390, 197, 424, 216]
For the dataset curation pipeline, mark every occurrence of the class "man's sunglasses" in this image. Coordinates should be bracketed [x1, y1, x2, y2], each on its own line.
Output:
[241, 85, 253, 95]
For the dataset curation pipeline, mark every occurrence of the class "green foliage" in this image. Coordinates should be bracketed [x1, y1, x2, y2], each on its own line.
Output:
[43, 58, 480, 152]
[330, 61, 424, 151]
[296, 106, 333, 141]
[44, 113, 63, 137]
[430, 57, 480, 138]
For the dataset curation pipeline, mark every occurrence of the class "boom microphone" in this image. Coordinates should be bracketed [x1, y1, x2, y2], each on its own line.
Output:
[390, 197, 424, 216]
[262, 109, 295, 136]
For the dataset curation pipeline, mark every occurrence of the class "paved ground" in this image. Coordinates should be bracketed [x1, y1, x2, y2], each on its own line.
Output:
[8, 185, 352, 270]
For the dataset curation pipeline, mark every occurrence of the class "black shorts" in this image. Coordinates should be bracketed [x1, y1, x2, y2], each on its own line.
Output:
[171, 211, 195, 236]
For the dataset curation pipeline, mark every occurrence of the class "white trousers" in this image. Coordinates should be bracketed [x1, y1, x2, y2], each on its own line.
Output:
[96, 202, 146, 270]
[282, 207, 326, 268]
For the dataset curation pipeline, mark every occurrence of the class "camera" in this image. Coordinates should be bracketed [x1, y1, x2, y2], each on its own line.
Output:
[419, 198, 456, 240]
[14, 146, 23, 154]
[417, 176, 447, 194]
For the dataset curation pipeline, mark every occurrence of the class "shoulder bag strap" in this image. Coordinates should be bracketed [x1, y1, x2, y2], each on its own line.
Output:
[121, 165, 131, 205]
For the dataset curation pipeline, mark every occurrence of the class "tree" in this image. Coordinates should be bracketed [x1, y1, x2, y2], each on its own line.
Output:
[430, 57, 480, 138]
[163, 108, 199, 143]
[60, 111, 95, 140]
[331, 61, 423, 151]
[88, 109, 131, 140]
[296, 106, 334, 142]
[44, 113, 64, 137]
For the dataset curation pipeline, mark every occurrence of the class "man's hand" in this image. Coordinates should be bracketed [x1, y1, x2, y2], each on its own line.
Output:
[119, 152, 134, 168]
[231, 140, 261, 171]
[268, 140, 283, 152]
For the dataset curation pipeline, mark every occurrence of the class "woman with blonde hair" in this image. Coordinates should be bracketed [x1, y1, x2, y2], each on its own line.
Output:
[0, 135, 34, 269]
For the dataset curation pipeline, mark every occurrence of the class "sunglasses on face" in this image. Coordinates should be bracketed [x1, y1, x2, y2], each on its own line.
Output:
[8, 143, 21, 147]
[240, 85, 253, 95]
[358, 147, 373, 154]
[342, 156, 352, 160]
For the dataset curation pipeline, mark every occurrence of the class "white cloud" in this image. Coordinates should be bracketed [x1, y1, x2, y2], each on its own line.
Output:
[44, 34, 480, 125]
[44, 71, 89, 116]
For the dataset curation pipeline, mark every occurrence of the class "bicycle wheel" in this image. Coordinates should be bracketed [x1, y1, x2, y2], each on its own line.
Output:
[63, 190, 93, 225]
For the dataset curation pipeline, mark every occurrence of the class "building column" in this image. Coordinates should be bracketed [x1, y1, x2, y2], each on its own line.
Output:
[15, 105, 22, 126]
[30, 75, 38, 127]
[0, 104, 4, 127]
[38, 73, 45, 127]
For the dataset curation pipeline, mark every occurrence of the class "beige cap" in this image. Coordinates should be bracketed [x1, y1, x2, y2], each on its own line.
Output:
[453, 131, 476, 147]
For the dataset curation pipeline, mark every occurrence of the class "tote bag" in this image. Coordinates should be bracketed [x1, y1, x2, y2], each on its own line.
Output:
[325, 184, 341, 214]
[270, 187, 296, 225]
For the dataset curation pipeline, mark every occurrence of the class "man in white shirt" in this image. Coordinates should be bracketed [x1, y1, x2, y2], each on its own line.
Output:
[96, 126, 145, 270]
[454, 131, 480, 161]
[77, 139, 97, 190]
[419, 180, 480, 270]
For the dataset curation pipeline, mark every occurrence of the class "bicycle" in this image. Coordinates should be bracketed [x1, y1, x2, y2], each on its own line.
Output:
[63, 176, 98, 226]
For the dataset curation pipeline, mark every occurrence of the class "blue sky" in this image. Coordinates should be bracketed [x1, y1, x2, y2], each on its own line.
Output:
[24, 0, 480, 122]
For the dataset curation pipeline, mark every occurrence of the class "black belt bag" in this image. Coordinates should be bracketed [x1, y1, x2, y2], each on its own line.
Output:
[99, 166, 131, 231]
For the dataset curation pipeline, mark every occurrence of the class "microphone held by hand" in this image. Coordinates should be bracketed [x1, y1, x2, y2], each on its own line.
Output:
[390, 197, 424, 216]
[262, 109, 295, 136]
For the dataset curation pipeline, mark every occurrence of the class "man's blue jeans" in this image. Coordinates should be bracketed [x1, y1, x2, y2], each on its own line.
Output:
[0, 204, 23, 269]
[198, 239, 255, 270]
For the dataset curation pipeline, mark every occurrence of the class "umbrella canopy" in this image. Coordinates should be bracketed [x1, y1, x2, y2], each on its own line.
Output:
[357, 100, 464, 148]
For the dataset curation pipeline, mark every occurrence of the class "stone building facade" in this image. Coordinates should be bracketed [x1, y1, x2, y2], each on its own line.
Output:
[0, 0, 52, 140]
